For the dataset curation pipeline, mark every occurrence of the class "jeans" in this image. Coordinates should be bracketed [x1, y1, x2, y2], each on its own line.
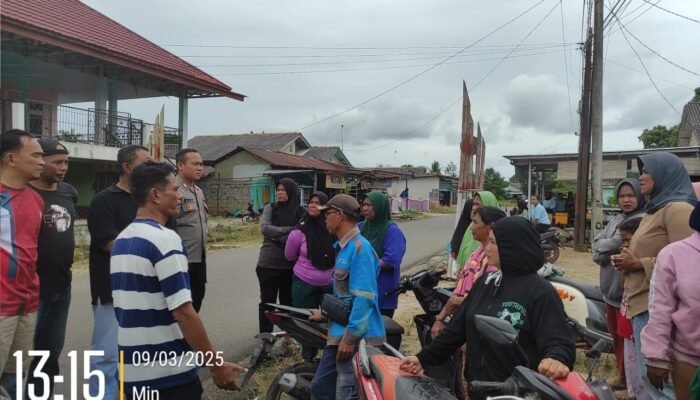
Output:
[89, 300, 119, 399]
[311, 346, 356, 400]
[632, 312, 675, 400]
[26, 287, 71, 398]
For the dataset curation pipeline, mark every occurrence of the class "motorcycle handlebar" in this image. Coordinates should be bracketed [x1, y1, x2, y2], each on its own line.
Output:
[469, 379, 518, 395]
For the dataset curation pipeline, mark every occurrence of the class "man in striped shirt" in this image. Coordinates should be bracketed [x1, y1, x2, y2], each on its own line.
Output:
[111, 161, 244, 399]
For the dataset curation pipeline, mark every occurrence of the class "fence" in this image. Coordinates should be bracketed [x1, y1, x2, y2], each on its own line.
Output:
[198, 178, 253, 216]
[390, 198, 430, 213]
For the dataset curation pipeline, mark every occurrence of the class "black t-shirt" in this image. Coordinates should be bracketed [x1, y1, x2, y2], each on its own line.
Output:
[87, 184, 137, 305]
[31, 182, 78, 295]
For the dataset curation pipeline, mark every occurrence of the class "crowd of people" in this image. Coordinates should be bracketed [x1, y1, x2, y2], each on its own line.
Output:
[1, 126, 699, 400]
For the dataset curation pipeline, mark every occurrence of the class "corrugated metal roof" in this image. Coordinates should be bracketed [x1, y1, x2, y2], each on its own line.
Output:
[189, 132, 306, 163]
[0, 0, 243, 100]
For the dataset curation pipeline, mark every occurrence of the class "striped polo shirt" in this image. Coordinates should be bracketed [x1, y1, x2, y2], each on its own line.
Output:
[111, 218, 197, 393]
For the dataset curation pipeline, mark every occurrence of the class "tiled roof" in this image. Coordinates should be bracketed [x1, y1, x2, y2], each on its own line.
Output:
[189, 132, 306, 163]
[678, 102, 700, 147]
[0, 0, 243, 100]
[243, 148, 348, 172]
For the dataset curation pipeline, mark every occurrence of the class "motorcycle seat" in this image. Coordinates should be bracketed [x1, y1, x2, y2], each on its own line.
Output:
[367, 350, 455, 400]
[548, 276, 604, 303]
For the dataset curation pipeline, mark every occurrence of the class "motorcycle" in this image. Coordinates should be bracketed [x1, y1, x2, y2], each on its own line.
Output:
[468, 315, 615, 400]
[354, 339, 456, 400]
[540, 228, 561, 263]
[240, 304, 404, 400]
[539, 266, 613, 351]
[242, 268, 457, 399]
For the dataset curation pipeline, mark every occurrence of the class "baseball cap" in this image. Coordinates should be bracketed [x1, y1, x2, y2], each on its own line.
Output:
[317, 194, 360, 217]
[37, 138, 69, 156]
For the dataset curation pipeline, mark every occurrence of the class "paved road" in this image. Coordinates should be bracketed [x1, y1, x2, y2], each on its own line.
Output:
[55, 214, 455, 396]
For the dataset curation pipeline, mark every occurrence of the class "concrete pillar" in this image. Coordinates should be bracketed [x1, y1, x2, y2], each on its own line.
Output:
[95, 76, 108, 145]
[11, 103, 25, 130]
[178, 96, 189, 149]
[107, 80, 120, 143]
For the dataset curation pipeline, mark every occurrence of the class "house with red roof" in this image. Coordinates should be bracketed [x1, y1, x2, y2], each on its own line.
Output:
[0, 0, 244, 216]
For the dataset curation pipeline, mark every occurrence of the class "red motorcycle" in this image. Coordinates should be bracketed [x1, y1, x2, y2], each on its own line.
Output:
[468, 315, 616, 400]
[355, 340, 456, 400]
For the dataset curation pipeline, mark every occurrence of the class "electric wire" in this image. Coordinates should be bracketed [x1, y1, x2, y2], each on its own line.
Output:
[560, 0, 577, 133]
[639, 0, 700, 24]
[343, 0, 563, 152]
[296, 0, 546, 131]
[610, 8, 682, 116]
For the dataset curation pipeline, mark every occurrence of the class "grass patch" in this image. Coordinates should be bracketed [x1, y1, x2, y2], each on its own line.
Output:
[395, 210, 424, 221]
[429, 205, 457, 214]
[207, 219, 263, 247]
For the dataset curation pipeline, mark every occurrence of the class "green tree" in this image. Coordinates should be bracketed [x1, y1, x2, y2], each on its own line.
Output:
[638, 124, 679, 149]
[483, 168, 509, 200]
[444, 162, 458, 177]
[693, 87, 700, 102]
[430, 161, 441, 173]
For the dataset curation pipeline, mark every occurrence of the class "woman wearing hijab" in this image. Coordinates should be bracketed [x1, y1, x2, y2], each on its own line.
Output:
[400, 217, 575, 400]
[455, 191, 499, 270]
[359, 191, 407, 318]
[449, 199, 474, 259]
[284, 191, 335, 360]
[612, 152, 697, 398]
[641, 200, 700, 400]
[592, 178, 646, 391]
[256, 178, 306, 333]
[431, 206, 507, 338]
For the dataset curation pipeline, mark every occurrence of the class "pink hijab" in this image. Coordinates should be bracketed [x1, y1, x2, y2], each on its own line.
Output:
[694, 182, 700, 200]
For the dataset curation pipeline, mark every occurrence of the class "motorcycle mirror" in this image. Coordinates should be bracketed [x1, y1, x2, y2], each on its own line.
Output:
[474, 315, 518, 346]
[585, 339, 607, 360]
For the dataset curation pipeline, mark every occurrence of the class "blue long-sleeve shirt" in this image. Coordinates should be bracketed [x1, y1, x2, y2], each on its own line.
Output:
[328, 227, 386, 346]
[357, 222, 407, 310]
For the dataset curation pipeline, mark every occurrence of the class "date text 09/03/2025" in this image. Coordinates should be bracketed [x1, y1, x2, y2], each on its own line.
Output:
[12, 350, 224, 400]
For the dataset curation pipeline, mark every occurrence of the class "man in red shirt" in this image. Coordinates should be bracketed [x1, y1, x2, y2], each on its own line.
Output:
[0, 129, 45, 398]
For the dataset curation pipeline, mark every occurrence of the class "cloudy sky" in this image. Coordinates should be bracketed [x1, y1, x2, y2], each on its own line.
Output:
[83, 0, 700, 178]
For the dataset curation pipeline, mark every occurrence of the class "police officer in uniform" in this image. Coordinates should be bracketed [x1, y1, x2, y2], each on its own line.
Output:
[174, 148, 208, 312]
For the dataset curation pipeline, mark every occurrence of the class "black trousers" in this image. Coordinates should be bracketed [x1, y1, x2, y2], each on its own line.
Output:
[188, 259, 207, 313]
[256, 267, 293, 333]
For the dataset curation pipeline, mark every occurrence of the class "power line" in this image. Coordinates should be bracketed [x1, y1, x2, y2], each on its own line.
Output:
[619, 24, 700, 77]
[611, 9, 682, 116]
[1, 48, 570, 77]
[296, 0, 546, 131]
[470, 0, 562, 91]
[343, 96, 462, 152]
[193, 45, 577, 68]
[640, 0, 700, 24]
[175, 43, 578, 58]
[160, 42, 567, 50]
[212, 49, 567, 76]
[605, 58, 693, 89]
[606, 0, 661, 36]
[341, 0, 563, 153]
[560, 0, 577, 134]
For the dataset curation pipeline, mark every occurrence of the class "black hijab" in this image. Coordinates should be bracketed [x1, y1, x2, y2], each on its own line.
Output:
[298, 192, 336, 269]
[450, 199, 474, 254]
[690, 201, 700, 233]
[272, 178, 304, 226]
[492, 217, 545, 276]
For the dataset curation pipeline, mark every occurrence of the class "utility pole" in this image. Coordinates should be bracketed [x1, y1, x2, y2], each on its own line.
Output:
[590, 0, 605, 241]
[574, 30, 593, 252]
[340, 124, 344, 152]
